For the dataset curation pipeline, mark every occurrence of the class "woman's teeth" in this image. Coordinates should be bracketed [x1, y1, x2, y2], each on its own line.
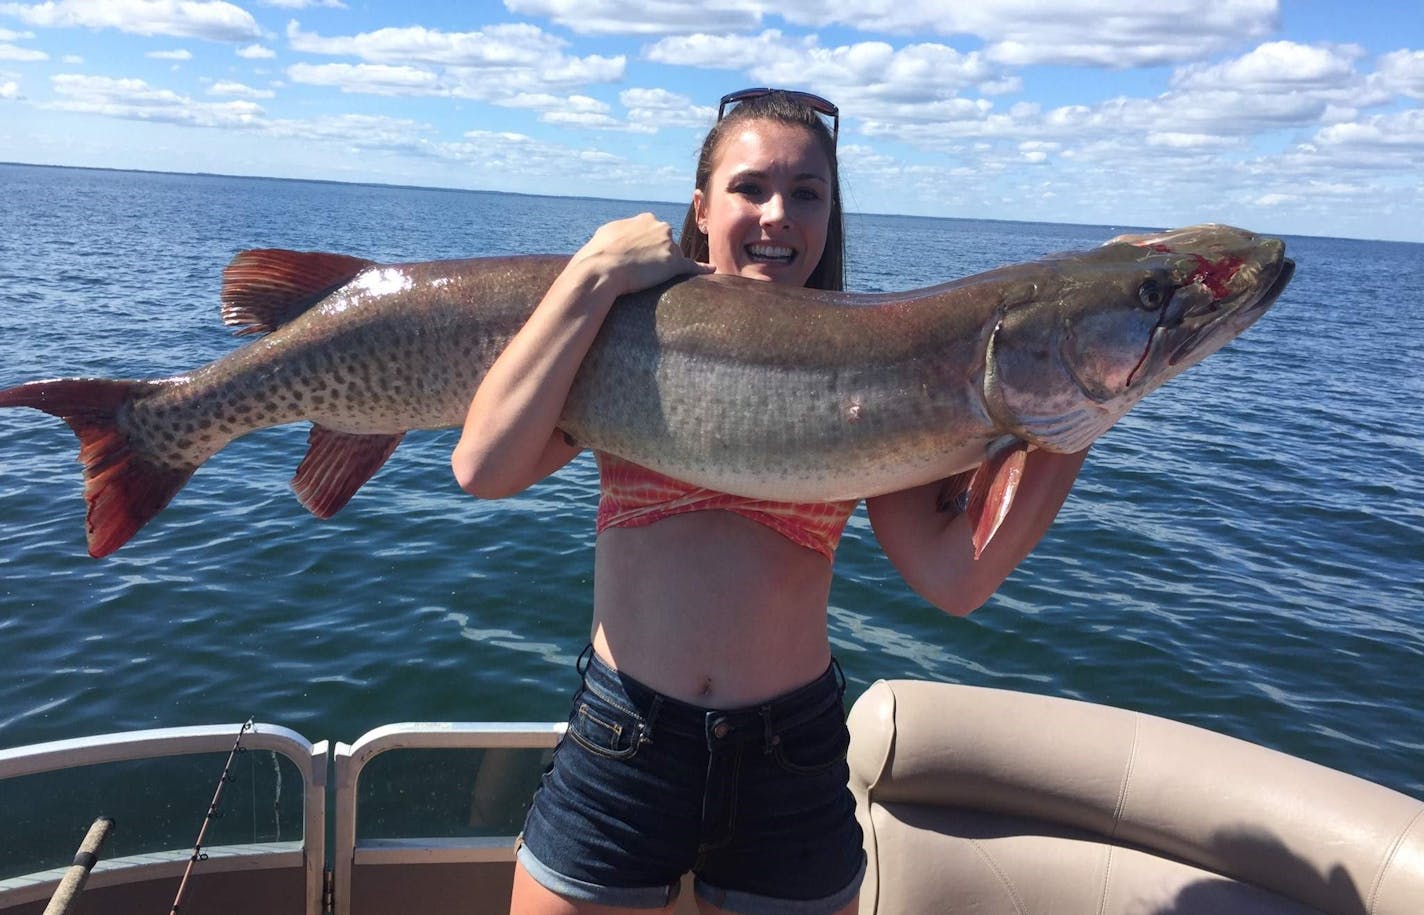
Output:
[746, 244, 795, 263]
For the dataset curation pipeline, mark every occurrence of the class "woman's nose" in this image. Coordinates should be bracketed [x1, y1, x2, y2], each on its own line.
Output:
[760, 194, 788, 226]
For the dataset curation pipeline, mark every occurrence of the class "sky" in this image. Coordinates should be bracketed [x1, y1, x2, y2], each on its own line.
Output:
[0, 1, 1421, 243]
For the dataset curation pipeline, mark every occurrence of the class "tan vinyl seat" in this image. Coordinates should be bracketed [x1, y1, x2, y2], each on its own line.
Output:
[847, 680, 1424, 914]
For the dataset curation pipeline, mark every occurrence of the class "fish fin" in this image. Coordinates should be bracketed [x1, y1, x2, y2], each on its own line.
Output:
[0, 378, 194, 557]
[935, 469, 976, 517]
[965, 441, 1031, 560]
[221, 249, 374, 335]
[291, 425, 405, 519]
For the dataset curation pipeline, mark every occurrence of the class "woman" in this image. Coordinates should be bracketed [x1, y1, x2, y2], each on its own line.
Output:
[453, 89, 1088, 915]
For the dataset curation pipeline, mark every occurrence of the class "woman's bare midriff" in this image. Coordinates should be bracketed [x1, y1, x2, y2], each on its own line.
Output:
[591, 511, 838, 707]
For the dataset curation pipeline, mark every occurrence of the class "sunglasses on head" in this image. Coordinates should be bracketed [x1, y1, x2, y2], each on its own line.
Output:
[717, 88, 839, 143]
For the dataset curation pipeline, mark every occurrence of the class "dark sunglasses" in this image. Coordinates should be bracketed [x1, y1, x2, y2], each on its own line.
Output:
[717, 87, 839, 143]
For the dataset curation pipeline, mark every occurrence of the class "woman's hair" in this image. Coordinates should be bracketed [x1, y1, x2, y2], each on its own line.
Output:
[679, 91, 845, 291]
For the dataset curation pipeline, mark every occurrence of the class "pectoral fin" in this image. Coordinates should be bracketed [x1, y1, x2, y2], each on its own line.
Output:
[965, 441, 1031, 559]
[935, 469, 977, 517]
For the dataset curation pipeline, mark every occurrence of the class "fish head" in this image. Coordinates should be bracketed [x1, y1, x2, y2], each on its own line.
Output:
[985, 224, 1293, 451]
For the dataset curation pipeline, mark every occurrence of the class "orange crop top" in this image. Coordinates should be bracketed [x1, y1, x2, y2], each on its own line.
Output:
[595, 453, 858, 562]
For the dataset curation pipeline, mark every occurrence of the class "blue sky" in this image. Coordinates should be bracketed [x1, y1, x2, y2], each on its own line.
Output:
[1, 1, 1420, 242]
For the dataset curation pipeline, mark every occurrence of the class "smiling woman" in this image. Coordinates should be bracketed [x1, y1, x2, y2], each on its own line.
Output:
[445, 87, 1095, 915]
[681, 87, 843, 290]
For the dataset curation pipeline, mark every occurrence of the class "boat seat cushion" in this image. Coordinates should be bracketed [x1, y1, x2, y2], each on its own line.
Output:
[847, 680, 1424, 914]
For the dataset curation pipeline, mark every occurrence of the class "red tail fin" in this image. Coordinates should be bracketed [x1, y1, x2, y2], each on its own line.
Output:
[0, 379, 194, 557]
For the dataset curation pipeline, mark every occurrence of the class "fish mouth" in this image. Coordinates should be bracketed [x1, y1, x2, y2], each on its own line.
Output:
[1166, 255, 1294, 366]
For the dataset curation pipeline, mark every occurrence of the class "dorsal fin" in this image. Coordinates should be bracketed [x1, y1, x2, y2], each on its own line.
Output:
[221, 249, 374, 336]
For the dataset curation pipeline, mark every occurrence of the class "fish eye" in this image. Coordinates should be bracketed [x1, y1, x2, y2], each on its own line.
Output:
[1137, 279, 1166, 310]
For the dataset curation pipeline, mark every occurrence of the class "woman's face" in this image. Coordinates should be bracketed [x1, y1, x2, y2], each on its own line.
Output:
[693, 120, 832, 287]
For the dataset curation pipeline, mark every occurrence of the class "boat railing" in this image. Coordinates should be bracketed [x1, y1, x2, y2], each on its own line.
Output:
[0, 720, 566, 915]
[0, 722, 326, 914]
[330, 721, 564, 915]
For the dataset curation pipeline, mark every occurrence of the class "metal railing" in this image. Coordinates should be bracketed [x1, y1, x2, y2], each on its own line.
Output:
[330, 721, 564, 915]
[0, 723, 326, 914]
[1, 720, 565, 914]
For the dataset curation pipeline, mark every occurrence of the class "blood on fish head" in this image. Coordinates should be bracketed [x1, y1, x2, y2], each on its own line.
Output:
[983, 224, 1293, 453]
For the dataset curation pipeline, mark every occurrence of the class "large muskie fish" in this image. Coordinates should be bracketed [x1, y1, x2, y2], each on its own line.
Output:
[0, 224, 1292, 558]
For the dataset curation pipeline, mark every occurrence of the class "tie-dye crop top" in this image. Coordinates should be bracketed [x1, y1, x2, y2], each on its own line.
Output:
[595, 453, 858, 561]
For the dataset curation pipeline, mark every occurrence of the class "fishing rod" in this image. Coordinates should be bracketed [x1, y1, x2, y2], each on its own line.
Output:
[42, 816, 115, 915]
[168, 718, 253, 915]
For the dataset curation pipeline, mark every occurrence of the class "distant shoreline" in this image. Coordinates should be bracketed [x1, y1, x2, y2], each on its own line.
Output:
[2, 159, 1405, 246]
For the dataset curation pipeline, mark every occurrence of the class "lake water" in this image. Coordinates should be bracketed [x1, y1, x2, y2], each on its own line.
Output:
[0, 163, 1419, 803]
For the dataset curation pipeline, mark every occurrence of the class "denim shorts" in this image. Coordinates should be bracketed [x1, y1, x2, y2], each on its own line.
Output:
[517, 647, 865, 913]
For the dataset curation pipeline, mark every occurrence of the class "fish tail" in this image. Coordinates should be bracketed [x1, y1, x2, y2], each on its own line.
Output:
[0, 378, 194, 557]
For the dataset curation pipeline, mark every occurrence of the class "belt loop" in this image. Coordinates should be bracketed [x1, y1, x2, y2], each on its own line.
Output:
[576, 643, 594, 679]
[760, 704, 776, 755]
[831, 656, 847, 698]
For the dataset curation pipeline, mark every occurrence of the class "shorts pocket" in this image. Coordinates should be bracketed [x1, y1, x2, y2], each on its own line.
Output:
[771, 703, 850, 775]
[567, 689, 645, 761]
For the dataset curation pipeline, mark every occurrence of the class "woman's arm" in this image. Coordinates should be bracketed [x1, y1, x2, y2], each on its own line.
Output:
[452, 214, 710, 499]
[867, 447, 1089, 616]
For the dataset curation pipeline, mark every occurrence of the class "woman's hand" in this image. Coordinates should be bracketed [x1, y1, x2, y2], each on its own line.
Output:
[569, 213, 712, 300]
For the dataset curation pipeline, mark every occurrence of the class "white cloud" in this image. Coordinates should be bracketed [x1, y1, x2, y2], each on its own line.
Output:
[825, 0, 1279, 67]
[0, 0, 262, 42]
[146, 49, 192, 60]
[978, 76, 1022, 96]
[1374, 49, 1424, 100]
[0, 27, 44, 60]
[0, 79, 18, 98]
[563, 0, 1279, 67]
[49, 73, 264, 125]
[262, 113, 437, 153]
[209, 79, 274, 99]
[541, 109, 647, 131]
[1146, 131, 1245, 150]
[507, 0, 1280, 68]
[1017, 140, 1058, 163]
[260, 0, 345, 8]
[0, 42, 47, 61]
[534, 94, 656, 132]
[285, 20, 626, 101]
[287, 20, 570, 67]
[505, 0, 761, 35]
[848, 37, 1407, 158]
[1171, 41, 1364, 91]
[443, 127, 681, 189]
[286, 62, 439, 96]
[237, 44, 276, 60]
[619, 86, 711, 129]
[643, 29, 802, 72]
[1314, 108, 1424, 153]
[477, 90, 658, 132]
[646, 31, 998, 108]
